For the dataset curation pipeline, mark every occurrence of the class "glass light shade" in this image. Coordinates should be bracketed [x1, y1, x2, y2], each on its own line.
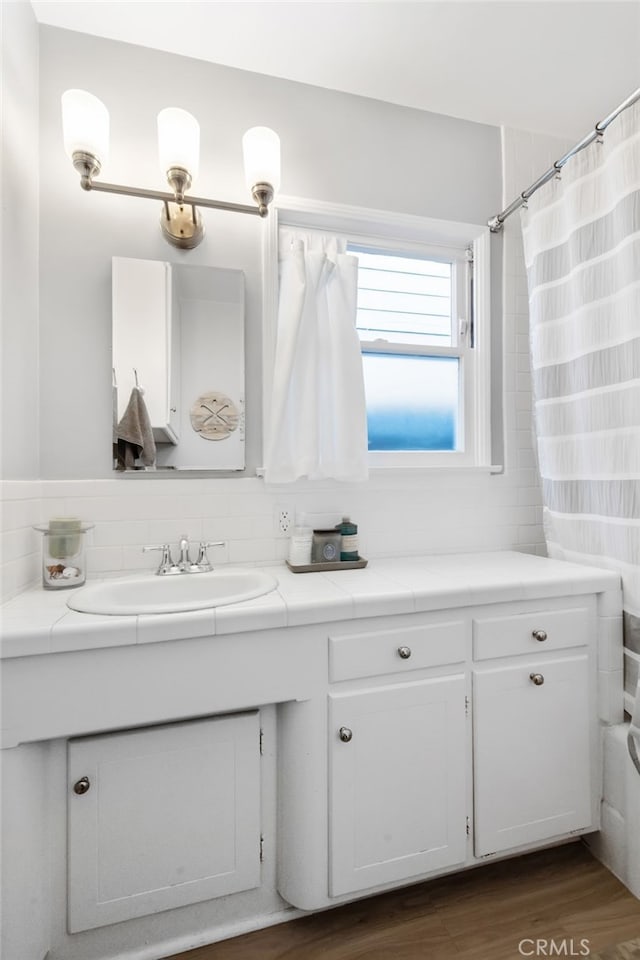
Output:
[243, 126, 281, 193]
[61, 89, 109, 164]
[157, 108, 200, 179]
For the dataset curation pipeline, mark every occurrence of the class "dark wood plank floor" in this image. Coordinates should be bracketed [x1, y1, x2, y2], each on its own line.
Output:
[167, 843, 640, 960]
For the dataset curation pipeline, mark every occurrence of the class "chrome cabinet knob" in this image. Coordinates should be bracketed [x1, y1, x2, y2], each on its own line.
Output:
[73, 776, 91, 795]
[532, 629, 547, 642]
[339, 727, 353, 743]
[397, 645, 412, 659]
[530, 673, 545, 686]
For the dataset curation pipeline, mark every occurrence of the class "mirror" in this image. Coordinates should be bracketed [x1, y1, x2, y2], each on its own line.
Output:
[112, 258, 245, 471]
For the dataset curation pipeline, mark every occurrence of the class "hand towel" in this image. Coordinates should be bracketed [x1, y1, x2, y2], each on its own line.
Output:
[116, 387, 156, 471]
[629, 679, 640, 775]
[112, 383, 119, 466]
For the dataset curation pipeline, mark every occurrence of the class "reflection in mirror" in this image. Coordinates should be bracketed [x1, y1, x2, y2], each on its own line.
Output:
[112, 258, 245, 471]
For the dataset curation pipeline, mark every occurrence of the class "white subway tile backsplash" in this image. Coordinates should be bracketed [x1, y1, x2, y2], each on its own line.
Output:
[91, 520, 149, 547]
[87, 546, 125, 573]
[229, 538, 278, 564]
[2, 497, 40, 531]
[516, 412, 534, 433]
[2, 526, 38, 560]
[203, 515, 274, 542]
[145, 518, 204, 545]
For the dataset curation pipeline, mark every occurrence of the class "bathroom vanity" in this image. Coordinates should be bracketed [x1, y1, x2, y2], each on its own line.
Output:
[0, 551, 623, 960]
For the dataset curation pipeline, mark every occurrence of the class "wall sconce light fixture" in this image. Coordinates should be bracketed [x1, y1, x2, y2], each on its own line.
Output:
[61, 89, 281, 249]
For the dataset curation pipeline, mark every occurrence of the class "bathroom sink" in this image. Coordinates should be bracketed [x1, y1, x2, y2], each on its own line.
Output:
[66, 568, 279, 616]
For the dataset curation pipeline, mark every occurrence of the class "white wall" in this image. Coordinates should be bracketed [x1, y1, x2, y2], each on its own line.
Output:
[1, 0, 40, 481]
[1, 23, 574, 600]
[37, 25, 501, 480]
[0, 1, 42, 600]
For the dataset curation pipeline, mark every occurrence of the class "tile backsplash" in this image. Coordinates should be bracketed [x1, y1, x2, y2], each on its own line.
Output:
[1, 467, 544, 603]
[1, 482, 42, 601]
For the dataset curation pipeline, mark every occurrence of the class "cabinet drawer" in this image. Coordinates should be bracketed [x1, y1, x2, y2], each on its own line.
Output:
[329, 619, 466, 682]
[473, 606, 590, 661]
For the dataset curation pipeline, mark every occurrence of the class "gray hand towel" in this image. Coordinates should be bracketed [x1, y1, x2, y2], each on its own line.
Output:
[116, 387, 156, 471]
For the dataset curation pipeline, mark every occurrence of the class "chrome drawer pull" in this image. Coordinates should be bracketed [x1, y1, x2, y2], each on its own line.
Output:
[532, 629, 547, 642]
[339, 727, 353, 743]
[397, 645, 412, 659]
[73, 776, 91, 795]
[530, 673, 545, 686]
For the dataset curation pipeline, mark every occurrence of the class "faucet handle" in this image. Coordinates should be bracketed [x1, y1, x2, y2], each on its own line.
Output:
[195, 540, 226, 571]
[142, 543, 179, 575]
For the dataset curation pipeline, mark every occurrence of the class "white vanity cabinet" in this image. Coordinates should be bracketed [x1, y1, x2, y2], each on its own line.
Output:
[327, 617, 468, 897]
[67, 712, 261, 932]
[279, 596, 601, 912]
[0, 553, 620, 960]
[472, 602, 597, 858]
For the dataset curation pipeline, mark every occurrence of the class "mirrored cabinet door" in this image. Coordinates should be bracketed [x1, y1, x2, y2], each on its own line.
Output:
[112, 257, 245, 472]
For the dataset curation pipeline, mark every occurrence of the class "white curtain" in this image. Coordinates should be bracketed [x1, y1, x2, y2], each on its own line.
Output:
[520, 98, 640, 771]
[263, 228, 368, 483]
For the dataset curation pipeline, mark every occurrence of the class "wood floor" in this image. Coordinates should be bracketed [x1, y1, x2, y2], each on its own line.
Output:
[167, 843, 640, 960]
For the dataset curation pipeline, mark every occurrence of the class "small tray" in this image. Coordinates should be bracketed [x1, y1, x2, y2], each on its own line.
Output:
[286, 557, 368, 574]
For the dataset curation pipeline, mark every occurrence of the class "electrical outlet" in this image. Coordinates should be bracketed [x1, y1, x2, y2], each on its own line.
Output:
[275, 506, 293, 537]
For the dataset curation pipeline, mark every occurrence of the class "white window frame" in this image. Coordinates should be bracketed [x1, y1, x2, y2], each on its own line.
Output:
[262, 196, 494, 473]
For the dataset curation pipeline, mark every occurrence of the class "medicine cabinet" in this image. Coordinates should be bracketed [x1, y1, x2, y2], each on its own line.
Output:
[112, 257, 245, 471]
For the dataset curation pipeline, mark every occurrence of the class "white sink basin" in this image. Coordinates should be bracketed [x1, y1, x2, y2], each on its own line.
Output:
[67, 569, 279, 616]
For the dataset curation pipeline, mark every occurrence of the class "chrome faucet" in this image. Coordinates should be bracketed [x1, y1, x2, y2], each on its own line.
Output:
[142, 538, 225, 575]
[178, 535, 192, 571]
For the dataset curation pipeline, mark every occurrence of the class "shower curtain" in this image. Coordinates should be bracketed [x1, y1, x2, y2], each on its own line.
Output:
[520, 97, 640, 773]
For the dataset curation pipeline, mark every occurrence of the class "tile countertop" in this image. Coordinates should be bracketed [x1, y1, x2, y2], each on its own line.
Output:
[0, 551, 622, 660]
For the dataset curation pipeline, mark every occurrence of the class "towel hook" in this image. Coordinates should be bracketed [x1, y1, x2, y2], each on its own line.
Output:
[133, 368, 139, 388]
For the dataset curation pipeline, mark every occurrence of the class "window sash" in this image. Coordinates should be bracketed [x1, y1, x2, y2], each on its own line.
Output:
[355, 244, 474, 458]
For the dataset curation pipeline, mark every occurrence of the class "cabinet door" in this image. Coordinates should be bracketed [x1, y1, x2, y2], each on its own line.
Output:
[112, 256, 178, 443]
[329, 675, 467, 897]
[68, 712, 260, 932]
[473, 654, 593, 857]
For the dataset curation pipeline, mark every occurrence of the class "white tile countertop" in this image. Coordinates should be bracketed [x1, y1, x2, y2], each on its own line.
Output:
[0, 551, 622, 660]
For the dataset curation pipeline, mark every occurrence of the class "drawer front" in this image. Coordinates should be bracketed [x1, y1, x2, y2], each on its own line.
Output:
[329, 619, 466, 682]
[473, 606, 591, 661]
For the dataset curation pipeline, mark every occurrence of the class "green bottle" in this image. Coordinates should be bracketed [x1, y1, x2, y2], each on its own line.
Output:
[336, 517, 359, 561]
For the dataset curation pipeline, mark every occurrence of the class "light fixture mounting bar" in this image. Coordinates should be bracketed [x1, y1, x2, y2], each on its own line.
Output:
[83, 178, 264, 217]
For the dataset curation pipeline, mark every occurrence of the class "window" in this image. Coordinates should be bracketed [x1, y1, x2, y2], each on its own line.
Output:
[264, 200, 492, 471]
[350, 245, 470, 458]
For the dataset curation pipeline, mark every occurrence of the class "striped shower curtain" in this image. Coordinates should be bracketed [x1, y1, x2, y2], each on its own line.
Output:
[520, 97, 640, 771]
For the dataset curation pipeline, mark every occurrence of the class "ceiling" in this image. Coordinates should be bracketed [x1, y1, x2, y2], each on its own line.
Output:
[31, 0, 640, 140]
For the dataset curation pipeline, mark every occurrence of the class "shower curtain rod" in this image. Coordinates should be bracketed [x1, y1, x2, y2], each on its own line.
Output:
[487, 86, 640, 233]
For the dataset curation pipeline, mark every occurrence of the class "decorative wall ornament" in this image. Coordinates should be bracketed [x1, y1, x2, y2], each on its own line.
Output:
[190, 392, 239, 440]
